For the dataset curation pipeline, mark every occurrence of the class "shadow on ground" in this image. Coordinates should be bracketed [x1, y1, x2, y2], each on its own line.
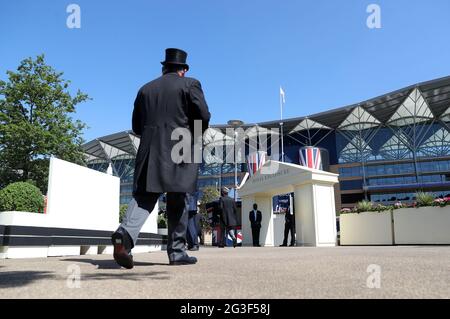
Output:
[0, 267, 170, 289]
[62, 258, 167, 269]
[0, 271, 55, 288]
[81, 271, 170, 281]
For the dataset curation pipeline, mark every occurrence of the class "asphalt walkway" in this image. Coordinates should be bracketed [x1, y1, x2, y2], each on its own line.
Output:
[0, 246, 449, 298]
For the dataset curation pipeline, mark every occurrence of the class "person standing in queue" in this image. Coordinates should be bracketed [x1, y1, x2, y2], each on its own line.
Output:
[280, 206, 296, 247]
[217, 187, 238, 248]
[249, 203, 262, 247]
[186, 191, 200, 251]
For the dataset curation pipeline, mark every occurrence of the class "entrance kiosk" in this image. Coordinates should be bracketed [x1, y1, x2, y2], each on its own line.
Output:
[239, 161, 339, 247]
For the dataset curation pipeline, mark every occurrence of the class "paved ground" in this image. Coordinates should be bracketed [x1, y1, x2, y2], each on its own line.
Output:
[0, 246, 449, 299]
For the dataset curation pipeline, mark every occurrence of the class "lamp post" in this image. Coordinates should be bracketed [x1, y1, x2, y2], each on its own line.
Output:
[227, 119, 244, 200]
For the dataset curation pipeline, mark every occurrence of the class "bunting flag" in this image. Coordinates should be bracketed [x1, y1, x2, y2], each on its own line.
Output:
[299, 147, 322, 170]
[246, 151, 267, 177]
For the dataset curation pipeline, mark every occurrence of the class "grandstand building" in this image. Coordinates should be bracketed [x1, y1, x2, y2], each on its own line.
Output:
[83, 76, 450, 211]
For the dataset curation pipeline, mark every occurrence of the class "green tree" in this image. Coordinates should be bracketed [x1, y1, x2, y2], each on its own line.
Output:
[0, 55, 90, 192]
[198, 186, 220, 233]
[119, 204, 128, 223]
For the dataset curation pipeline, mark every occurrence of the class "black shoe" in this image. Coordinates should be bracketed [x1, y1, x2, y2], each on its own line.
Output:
[111, 230, 134, 269]
[289, 243, 295, 247]
[169, 256, 197, 266]
[233, 239, 237, 248]
[279, 244, 287, 247]
[218, 246, 225, 248]
[188, 246, 199, 251]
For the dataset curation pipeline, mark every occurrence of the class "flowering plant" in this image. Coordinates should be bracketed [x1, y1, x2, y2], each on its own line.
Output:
[340, 208, 353, 215]
[340, 194, 450, 214]
[433, 197, 450, 207]
[393, 201, 405, 209]
[434, 198, 445, 206]
[374, 204, 391, 212]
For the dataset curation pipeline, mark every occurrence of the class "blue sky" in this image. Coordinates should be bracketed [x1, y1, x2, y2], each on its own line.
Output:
[1, 0, 450, 142]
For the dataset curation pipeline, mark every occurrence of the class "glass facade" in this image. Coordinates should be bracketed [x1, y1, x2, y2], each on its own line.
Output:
[371, 190, 450, 204]
[83, 79, 450, 211]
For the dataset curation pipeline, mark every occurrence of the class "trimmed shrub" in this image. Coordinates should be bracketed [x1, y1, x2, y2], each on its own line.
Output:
[0, 182, 44, 213]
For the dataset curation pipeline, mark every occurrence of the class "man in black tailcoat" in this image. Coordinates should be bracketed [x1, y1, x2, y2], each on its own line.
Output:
[111, 48, 210, 268]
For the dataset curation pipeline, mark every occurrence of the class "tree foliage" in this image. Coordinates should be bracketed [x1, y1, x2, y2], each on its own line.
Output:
[0, 55, 90, 192]
[119, 204, 129, 223]
[198, 186, 220, 232]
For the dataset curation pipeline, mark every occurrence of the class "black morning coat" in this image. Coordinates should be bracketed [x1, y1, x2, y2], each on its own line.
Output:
[132, 72, 211, 194]
[249, 210, 262, 228]
[219, 196, 238, 227]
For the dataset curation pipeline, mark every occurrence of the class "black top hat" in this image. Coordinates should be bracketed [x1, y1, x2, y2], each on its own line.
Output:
[161, 48, 189, 70]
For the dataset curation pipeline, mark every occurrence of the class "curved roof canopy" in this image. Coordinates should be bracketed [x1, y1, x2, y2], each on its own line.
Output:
[83, 76, 450, 160]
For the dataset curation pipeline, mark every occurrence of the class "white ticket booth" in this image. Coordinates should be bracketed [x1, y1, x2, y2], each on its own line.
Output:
[239, 160, 339, 247]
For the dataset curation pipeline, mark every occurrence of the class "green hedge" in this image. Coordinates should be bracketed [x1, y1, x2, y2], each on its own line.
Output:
[0, 182, 44, 213]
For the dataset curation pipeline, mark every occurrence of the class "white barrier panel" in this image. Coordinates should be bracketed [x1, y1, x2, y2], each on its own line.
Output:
[141, 208, 158, 234]
[46, 157, 158, 233]
[46, 157, 120, 230]
[0, 157, 160, 258]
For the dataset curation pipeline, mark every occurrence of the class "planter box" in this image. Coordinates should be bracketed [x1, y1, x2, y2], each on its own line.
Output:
[340, 211, 394, 245]
[394, 206, 450, 244]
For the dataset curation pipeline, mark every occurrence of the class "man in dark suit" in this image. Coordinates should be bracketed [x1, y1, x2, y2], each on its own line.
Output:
[218, 187, 238, 248]
[186, 191, 200, 251]
[280, 206, 295, 246]
[249, 203, 262, 247]
[111, 48, 211, 268]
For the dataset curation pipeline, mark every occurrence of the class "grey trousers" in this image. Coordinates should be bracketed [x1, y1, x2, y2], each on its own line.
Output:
[186, 211, 199, 248]
[119, 192, 189, 262]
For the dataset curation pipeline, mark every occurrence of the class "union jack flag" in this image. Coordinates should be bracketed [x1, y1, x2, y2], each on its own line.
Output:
[246, 151, 267, 177]
[299, 147, 322, 170]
